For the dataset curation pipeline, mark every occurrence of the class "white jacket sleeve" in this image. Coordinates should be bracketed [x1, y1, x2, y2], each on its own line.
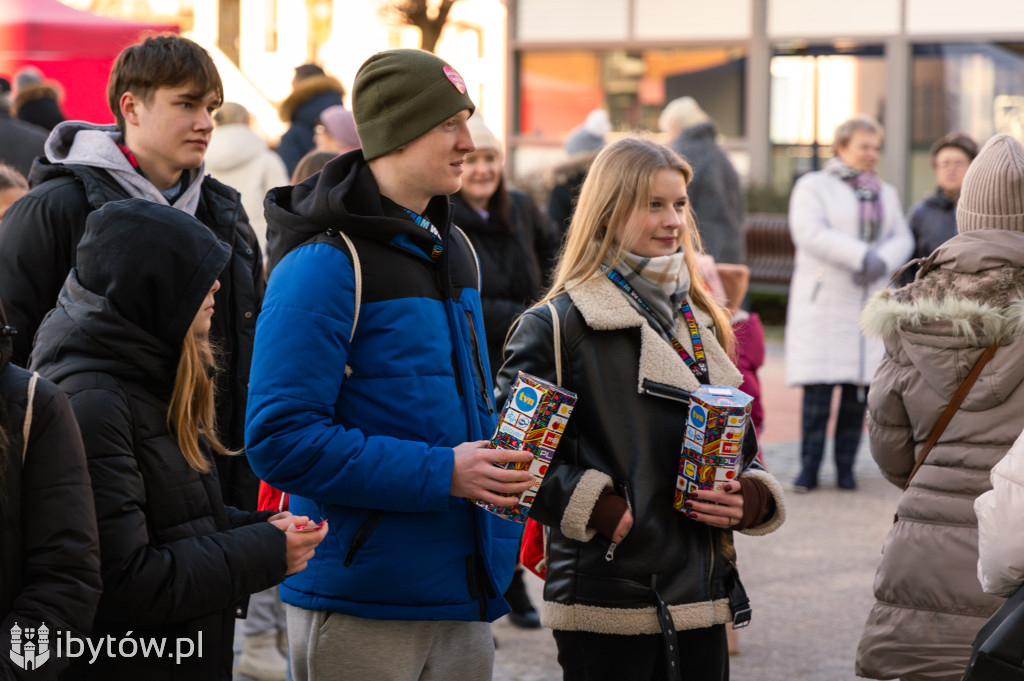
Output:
[976, 429, 1024, 596]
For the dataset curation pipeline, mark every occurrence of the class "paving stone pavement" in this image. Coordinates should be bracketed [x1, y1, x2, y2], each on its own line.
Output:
[492, 437, 902, 681]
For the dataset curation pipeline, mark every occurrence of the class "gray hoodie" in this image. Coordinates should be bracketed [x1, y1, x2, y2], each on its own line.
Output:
[45, 120, 205, 216]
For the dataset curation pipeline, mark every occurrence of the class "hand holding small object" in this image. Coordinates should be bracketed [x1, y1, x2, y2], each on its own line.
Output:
[852, 250, 887, 286]
[451, 439, 534, 506]
[683, 483, 744, 529]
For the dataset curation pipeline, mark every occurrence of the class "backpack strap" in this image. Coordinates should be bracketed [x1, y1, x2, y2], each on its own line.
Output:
[330, 230, 361, 343]
[21, 371, 39, 465]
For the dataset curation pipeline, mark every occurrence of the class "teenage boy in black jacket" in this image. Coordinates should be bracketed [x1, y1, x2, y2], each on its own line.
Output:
[0, 34, 264, 513]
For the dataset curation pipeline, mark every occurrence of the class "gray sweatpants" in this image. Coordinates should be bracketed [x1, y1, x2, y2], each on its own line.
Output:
[285, 604, 494, 681]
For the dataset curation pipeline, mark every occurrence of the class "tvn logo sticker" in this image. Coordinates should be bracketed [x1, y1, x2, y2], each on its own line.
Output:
[512, 386, 540, 416]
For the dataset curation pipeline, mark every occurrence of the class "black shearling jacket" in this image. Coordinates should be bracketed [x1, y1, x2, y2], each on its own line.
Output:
[496, 274, 786, 636]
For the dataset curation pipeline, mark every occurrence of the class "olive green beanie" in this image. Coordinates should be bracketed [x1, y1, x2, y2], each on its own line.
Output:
[352, 49, 476, 161]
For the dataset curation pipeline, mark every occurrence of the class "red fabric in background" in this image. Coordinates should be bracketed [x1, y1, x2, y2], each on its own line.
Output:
[0, 0, 176, 124]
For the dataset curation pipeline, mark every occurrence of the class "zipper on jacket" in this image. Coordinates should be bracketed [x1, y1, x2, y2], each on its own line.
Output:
[464, 311, 495, 415]
[606, 481, 634, 562]
[810, 266, 824, 303]
[707, 527, 716, 595]
[344, 511, 384, 567]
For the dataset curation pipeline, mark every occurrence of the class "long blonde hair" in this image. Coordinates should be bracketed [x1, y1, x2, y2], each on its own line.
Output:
[540, 136, 734, 353]
[168, 331, 233, 473]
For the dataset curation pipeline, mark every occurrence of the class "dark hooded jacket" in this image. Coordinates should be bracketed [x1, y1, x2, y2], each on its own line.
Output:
[249, 151, 522, 622]
[668, 121, 745, 264]
[899, 188, 958, 285]
[451, 189, 559, 378]
[276, 75, 345, 176]
[30, 200, 286, 681]
[0, 301, 101, 681]
[0, 123, 265, 509]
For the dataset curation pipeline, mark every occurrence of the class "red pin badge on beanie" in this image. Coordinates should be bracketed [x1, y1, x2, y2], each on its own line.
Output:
[443, 65, 467, 94]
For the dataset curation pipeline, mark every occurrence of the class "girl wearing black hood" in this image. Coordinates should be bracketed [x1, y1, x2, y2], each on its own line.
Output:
[1, 298, 101, 681]
[30, 199, 327, 681]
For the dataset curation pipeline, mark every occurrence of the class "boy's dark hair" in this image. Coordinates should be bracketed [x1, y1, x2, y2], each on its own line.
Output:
[293, 63, 326, 82]
[930, 132, 979, 162]
[107, 34, 223, 133]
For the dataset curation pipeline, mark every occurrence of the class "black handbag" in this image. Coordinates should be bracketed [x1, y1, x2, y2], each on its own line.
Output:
[962, 582, 1024, 680]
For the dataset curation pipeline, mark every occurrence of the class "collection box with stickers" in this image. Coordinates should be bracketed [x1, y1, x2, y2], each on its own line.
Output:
[474, 372, 577, 523]
[673, 385, 754, 511]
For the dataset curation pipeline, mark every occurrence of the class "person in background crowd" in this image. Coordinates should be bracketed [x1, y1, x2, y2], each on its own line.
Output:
[0, 164, 28, 221]
[206, 101, 289, 255]
[276, 64, 345, 176]
[660, 97, 745, 265]
[548, 109, 610, 237]
[898, 132, 979, 285]
[289, 150, 337, 186]
[0, 299, 101, 681]
[451, 113, 559, 629]
[0, 34, 265, 517]
[857, 134, 1024, 681]
[30, 200, 325, 681]
[784, 114, 913, 493]
[498, 136, 785, 681]
[11, 66, 65, 132]
[248, 49, 534, 681]
[0, 77, 47, 179]
[314, 105, 361, 155]
[717, 263, 765, 437]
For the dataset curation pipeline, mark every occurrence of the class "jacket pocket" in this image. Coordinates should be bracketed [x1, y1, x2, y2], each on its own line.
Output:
[463, 310, 495, 415]
[343, 510, 385, 567]
[605, 480, 635, 562]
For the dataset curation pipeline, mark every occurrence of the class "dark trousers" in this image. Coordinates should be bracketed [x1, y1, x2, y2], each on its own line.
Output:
[553, 625, 728, 681]
[799, 383, 868, 480]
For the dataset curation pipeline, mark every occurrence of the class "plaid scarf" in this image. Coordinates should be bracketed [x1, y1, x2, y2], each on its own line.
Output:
[825, 157, 884, 243]
[610, 250, 689, 335]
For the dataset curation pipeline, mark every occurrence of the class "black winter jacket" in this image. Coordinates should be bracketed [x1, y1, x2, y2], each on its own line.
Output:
[276, 76, 345, 176]
[31, 200, 287, 681]
[451, 190, 559, 378]
[899, 188, 958, 286]
[668, 122, 745, 264]
[0, 113, 46, 179]
[0, 159, 265, 508]
[496, 275, 785, 636]
[0, 304, 101, 681]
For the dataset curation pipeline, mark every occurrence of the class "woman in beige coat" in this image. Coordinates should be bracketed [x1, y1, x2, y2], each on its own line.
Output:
[856, 134, 1024, 680]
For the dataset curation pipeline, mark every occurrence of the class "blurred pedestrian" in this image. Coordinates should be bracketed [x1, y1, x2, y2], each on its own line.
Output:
[290, 150, 337, 185]
[0, 76, 47, 178]
[314, 105, 360, 155]
[452, 113, 559, 629]
[248, 49, 533, 681]
[660, 96, 745, 264]
[207, 101, 289, 254]
[784, 114, 913, 492]
[498, 136, 785, 681]
[899, 132, 979, 285]
[30, 199, 326, 680]
[856, 133, 1024, 681]
[0, 34, 266, 523]
[276, 64, 345, 176]
[0, 298, 101, 681]
[548, 109, 610, 236]
[0, 163, 28, 221]
[12, 66, 65, 132]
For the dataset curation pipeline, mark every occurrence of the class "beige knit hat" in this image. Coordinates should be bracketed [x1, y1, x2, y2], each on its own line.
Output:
[957, 133, 1024, 233]
[466, 113, 500, 153]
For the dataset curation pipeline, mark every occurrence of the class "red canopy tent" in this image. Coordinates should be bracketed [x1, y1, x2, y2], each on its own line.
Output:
[0, 0, 178, 124]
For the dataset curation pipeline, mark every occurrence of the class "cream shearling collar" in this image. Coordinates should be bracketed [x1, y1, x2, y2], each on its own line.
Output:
[567, 275, 741, 395]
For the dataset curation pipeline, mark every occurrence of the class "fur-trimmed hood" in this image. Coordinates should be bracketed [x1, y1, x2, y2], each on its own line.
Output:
[862, 230, 1024, 343]
[567, 274, 743, 395]
[278, 75, 346, 123]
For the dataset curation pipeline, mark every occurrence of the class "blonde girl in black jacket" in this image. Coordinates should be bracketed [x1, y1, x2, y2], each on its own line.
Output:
[496, 137, 786, 681]
[30, 199, 326, 681]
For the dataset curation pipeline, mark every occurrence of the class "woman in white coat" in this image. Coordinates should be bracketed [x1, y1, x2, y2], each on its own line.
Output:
[784, 115, 912, 491]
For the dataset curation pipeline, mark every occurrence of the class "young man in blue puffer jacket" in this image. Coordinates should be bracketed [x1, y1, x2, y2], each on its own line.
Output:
[246, 49, 533, 681]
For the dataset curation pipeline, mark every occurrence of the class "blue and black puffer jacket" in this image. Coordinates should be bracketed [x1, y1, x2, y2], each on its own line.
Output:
[246, 150, 522, 622]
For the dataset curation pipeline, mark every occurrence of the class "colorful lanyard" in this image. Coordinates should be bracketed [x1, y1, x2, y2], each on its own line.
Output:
[402, 208, 444, 262]
[604, 268, 708, 382]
